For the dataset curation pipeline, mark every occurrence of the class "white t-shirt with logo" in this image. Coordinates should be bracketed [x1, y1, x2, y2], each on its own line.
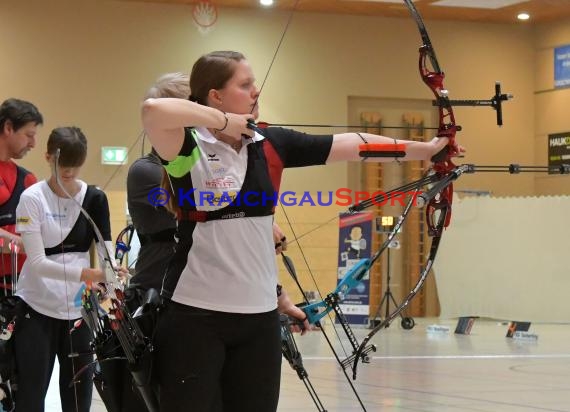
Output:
[163, 127, 333, 314]
[171, 129, 277, 313]
[16, 180, 91, 320]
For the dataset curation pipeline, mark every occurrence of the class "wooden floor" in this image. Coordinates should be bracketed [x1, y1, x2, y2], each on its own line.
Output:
[46, 317, 570, 411]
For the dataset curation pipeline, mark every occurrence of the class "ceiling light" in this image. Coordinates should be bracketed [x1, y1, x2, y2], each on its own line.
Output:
[517, 12, 530, 20]
[432, 0, 526, 9]
[260, 0, 274, 6]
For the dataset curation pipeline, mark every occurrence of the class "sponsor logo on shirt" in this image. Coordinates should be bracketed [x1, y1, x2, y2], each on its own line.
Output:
[210, 164, 228, 177]
[16, 216, 29, 224]
[45, 212, 66, 220]
[221, 212, 246, 219]
[202, 191, 238, 206]
[204, 177, 236, 189]
[207, 153, 220, 162]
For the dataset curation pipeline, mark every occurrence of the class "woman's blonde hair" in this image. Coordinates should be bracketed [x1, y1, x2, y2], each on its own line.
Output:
[145, 72, 190, 100]
[145, 72, 191, 217]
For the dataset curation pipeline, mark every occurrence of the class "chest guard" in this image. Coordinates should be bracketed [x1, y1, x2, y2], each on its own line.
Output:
[44, 185, 100, 256]
[177, 141, 277, 222]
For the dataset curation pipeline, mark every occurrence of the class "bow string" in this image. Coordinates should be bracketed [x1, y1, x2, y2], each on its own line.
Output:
[249, 1, 375, 409]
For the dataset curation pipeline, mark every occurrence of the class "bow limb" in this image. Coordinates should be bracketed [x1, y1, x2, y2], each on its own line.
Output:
[51, 149, 121, 412]
[350, 176, 452, 378]
[350, 158, 570, 377]
[279, 313, 328, 412]
[350, 0, 457, 378]
[405, 0, 458, 171]
[352, 0, 513, 378]
[406, 0, 457, 270]
[54, 152, 154, 402]
[279, 249, 370, 412]
[282, 177, 439, 389]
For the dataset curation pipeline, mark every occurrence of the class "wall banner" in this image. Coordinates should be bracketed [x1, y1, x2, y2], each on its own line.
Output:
[548, 132, 570, 174]
[337, 212, 373, 325]
[554, 45, 570, 88]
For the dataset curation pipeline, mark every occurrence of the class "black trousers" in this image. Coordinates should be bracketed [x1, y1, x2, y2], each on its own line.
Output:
[119, 367, 149, 412]
[119, 286, 156, 412]
[155, 302, 282, 412]
[13, 305, 93, 412]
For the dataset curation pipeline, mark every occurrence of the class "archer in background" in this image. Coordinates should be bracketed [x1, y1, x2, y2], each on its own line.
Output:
[14, 127, 122, 412]
[118, 72, 188, 412]
[127, 73, 184, 293]
[142, 50, 457, 412]
[0, 98, 43, 296]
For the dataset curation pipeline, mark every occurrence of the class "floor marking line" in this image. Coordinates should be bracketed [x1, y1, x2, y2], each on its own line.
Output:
[303, 354, 570, 360]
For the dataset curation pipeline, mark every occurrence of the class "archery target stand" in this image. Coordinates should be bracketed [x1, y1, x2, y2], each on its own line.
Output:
[369, 236, 415, 330]
[192, 0, 218, 35]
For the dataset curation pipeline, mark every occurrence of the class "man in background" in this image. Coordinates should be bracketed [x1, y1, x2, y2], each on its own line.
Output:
[0, 98, 43, 296]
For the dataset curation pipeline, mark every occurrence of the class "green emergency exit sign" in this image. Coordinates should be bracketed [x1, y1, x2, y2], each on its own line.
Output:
[101, 146, 128, 165]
